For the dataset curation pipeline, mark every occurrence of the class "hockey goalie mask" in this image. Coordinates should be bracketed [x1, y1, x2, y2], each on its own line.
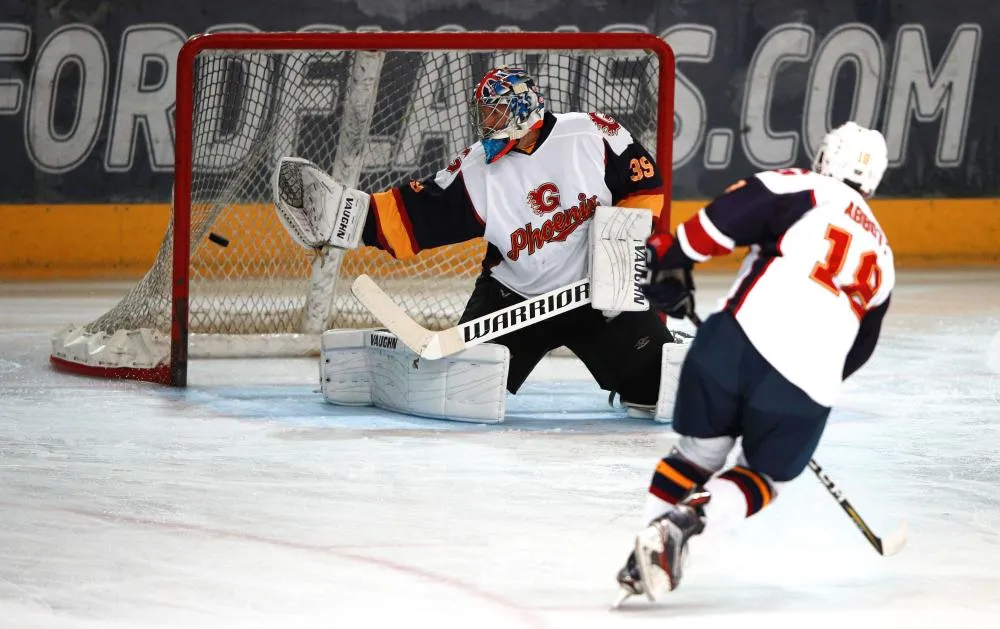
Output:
[473, 66, 545, 163]
[812, 122, 889, 197]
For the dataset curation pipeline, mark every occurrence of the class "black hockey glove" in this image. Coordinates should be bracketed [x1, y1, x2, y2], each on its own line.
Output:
[642, 233, 696, 320]
[644, 267, 695, 320]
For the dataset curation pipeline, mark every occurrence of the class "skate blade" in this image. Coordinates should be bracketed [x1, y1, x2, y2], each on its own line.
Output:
[610, 587, 632, 609]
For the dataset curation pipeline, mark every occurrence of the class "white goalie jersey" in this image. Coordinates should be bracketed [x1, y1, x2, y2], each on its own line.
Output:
[358, 111, 665, 298]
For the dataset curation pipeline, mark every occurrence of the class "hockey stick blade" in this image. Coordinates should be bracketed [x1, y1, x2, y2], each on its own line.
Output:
[352, 275, 592, 360]
[808, 459, 907, 556]
[878, 520, 908, 556]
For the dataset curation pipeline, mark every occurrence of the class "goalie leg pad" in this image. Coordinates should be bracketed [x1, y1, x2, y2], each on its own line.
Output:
[588, 205, 653, 313]
[320, 329, 373, 405]
[654, 339, 691, 423]
[321, 330, 510, 424]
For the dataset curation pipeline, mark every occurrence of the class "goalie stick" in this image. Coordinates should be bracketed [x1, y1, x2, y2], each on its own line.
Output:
[685, 311, 907, 557]
[351, 275, 591, 360]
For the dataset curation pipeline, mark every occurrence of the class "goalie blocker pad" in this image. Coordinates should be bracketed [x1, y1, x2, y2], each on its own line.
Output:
[320, 329, 510, 424]
[273, 156, 370, 250]
[589, 206, 653, 312]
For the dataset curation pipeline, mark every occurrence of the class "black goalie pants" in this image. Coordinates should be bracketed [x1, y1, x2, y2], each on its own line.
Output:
[459, 273, 673, 405]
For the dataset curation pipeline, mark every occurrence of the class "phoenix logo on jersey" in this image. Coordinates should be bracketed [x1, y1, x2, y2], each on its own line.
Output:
[507, 183, 598, 261]
[526, 182, 559, 215]
[588, 112, 621, 136]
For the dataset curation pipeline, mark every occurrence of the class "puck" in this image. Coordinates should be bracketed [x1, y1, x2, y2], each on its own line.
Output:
[208, 232, 230, 247]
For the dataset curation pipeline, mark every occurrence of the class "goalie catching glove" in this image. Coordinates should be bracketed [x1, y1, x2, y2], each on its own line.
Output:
[643, 233, 696, 320]
[272, 156, 370, 250]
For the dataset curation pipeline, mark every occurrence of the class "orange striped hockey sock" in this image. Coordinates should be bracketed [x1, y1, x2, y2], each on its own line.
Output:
[714, 465, 776, 517]
[644, 455, 712, 523]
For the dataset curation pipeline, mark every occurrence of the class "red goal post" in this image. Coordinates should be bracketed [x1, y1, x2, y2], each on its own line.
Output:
[50, 30, 675, 386]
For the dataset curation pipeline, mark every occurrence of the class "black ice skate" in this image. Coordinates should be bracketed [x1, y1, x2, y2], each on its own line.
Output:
[611, 551, 644, 607]
[632, 491, 709, 601]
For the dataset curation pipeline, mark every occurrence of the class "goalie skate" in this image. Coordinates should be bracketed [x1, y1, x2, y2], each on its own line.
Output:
[632, 492, 709, 601]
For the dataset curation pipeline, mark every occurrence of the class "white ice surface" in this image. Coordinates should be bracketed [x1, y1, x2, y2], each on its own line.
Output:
[1, 271, 999, 629]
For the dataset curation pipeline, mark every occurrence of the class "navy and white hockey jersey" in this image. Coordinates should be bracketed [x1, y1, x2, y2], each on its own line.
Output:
[657, 168, 895, 406]
[360, 111, 664, 297]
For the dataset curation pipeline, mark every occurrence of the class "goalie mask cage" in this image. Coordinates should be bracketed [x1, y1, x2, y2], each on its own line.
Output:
[50, 31, 675, 386]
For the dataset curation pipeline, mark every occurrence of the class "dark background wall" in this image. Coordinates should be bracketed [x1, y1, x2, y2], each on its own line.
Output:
[0, 0, 995, 202]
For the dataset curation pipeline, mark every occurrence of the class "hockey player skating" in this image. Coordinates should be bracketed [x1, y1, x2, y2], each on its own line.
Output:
[614, 122, 896, 604]
[274, 66, 687, 420]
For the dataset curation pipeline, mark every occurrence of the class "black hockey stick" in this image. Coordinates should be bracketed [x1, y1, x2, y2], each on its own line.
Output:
[683, 310, 906, 556]
[807, 459, 907, 556]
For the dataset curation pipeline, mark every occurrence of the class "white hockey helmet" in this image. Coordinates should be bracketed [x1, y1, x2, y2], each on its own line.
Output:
[812, 122, 889, 197]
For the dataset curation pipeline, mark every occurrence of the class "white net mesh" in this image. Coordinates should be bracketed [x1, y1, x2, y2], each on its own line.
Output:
[79, 39, 664, 359]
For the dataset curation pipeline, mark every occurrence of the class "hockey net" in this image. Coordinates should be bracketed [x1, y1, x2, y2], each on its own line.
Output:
[50, 31, 674, 385]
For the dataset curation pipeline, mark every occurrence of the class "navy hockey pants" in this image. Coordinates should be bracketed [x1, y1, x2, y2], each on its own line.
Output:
[672, 311, 831, 482]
